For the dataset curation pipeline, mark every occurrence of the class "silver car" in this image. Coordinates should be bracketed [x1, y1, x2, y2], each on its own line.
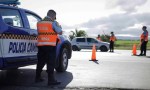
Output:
[71, 37, 110, 52]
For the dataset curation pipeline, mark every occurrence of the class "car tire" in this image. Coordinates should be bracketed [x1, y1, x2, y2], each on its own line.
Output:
[72, 45, 80, 51]
[55, 48, 68, 72]
[100, 46, 108, 52]
[77, 48, 81, 51]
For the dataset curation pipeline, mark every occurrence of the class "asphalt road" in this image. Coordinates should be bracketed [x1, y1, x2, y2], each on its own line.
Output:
[0, 50, 150, 90]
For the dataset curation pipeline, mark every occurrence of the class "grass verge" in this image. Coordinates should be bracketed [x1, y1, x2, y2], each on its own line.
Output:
[114, 40, 150, 50]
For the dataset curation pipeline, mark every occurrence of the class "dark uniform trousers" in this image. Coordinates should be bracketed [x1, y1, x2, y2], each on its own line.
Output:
[109, 41, 114, 52]
[36, 46, 56, 82]
[140, 41, 148, 55]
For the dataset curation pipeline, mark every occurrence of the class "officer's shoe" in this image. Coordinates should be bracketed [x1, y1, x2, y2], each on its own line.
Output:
[35, 77, 45, 83]
[137, 54, 143, 56]
[143, 54, 146, 56]
[48, 80, 61, 86]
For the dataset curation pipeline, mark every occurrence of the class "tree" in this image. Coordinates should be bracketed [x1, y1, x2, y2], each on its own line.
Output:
[69, 28, 87, 40]
[101, 34, 110, 42]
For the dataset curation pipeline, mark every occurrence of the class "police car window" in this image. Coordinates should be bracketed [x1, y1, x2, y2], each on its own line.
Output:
[0, 8, 23, 27]
[26, 13, 41, 30]
[76, 38, 85, 42]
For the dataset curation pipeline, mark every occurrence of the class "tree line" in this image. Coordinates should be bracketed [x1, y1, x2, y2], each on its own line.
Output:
[69, 29, 110, 42]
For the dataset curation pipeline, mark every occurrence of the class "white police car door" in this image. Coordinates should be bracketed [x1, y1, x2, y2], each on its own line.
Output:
[0, 8, 30, 63]
[25, 12, 41, 60]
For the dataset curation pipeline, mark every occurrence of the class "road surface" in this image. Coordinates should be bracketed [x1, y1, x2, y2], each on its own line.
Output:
[0, 50, 150, 90]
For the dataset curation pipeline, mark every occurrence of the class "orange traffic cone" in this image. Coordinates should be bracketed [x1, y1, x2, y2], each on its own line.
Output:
[132, 44, 137, 56]
[89, 44, 98, 61]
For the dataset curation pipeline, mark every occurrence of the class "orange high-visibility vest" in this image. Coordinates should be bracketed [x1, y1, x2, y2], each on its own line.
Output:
[140, 32, 148, 41]
[37, 21, 58, 46]
[110, 36, 116, 41]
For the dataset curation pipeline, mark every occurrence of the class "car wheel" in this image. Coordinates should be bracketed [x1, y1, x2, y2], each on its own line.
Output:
[100, 46, 108, 52]
[55, 48, 68, 72]
[72, 45, 80, 51]
[77, 49, 81, 51]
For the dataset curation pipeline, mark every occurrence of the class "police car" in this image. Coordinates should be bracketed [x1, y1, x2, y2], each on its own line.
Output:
[0, 0, 72, 72]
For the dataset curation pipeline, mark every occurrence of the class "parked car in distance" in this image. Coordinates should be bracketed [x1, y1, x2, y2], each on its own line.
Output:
[71, 37, 109, 52]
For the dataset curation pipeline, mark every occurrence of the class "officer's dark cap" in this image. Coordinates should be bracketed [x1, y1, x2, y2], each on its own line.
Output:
[143, 26, 147, 29]
[111, 32, 113, 34]
[47, 10, 56, 18]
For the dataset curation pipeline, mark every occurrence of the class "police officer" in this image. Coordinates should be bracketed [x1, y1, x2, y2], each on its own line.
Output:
[35, 10, 62, 85]
[138, 26, 148, 56]
[109, 32, 116, 52]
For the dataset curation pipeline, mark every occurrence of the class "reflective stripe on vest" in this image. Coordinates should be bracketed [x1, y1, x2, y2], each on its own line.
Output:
[37, 21, 58, 46]
[140, 32, 148, 41]
[38, 42, 56, 46]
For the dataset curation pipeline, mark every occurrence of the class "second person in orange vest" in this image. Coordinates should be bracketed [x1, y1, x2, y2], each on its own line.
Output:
[97, 34, 102, 41]
[35, 9, 62, 86]
[138, 26, 148, 56]
[109, 32, 116, 52]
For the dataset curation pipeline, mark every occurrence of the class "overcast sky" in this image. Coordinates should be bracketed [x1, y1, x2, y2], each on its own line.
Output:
[20, 0, 150, 39]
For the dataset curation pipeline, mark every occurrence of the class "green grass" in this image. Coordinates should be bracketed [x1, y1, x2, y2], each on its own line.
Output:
[114, 40, 150, 50]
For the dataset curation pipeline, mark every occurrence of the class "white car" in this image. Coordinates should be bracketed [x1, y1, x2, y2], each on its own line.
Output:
[71, 37, 110, 52]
